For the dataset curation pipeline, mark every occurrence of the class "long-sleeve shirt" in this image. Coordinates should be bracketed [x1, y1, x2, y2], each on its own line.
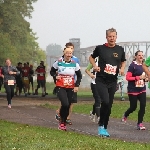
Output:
[2, 66, 20, 82]
[50, 59, 82, 88]
[126, 61, 146, 95]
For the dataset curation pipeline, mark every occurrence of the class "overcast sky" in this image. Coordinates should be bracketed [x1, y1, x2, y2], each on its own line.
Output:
[27, 0, 150, 50]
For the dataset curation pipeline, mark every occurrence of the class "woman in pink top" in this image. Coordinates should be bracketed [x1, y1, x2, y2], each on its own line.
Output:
[121, 50, 148, 130]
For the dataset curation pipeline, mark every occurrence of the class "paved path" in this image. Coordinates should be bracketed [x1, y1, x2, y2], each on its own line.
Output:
[0, 97, 149, 143]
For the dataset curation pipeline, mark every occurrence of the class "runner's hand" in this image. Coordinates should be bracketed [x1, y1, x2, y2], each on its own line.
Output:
[56, 75, 61, 80]
[90, 74, 95, 79]
[9, 71, 14, 75]
[93, 66, 100, 72]
[140, 74, 146, 80]
[119, 68, 125, 76]
[73, 87, 78, 92]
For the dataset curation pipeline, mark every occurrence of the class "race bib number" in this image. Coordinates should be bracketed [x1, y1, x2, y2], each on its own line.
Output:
[104, 64, 117, 75]
[63, 77, 73, 86]
[40, 73, 43, 76]
[8, 80, 14, 85]
[135, 80, 144, 87]
[24, 77, 28, 80]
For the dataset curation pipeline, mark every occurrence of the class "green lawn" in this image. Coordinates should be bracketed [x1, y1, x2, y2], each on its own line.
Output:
[1, 81, 150, 99]
[0, 120, 149, 150]
[43, 101, 150, 123]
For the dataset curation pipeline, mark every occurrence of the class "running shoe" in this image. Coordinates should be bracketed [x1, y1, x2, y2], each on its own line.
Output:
[98, 126, 110, 137]
[55, 114, 61, 121]
[98, 126, 105, 136]
[104, 129, 110, 137]
[45, 92, 48, 95]
[121, 114, 127, 123]
[137, 123, 146, 130]
[58, 123, 66, 131]
[66, 119, 72, 125]
[34, 89, 38, 95]
[89, 111, 96, 122]
[121, 97, 125, 101]
[42, 94, 45, 97]
[8, 104, 11, 108]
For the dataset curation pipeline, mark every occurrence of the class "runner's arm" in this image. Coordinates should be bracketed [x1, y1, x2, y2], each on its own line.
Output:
[50, 67, 58, 77]
[12, 66, 20, 75]
[75, 69, 82, 87]
[85, 63, 95, 78]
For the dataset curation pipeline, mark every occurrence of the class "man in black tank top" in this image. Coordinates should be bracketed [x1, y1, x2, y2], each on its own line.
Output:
[89, 28, 126, 137]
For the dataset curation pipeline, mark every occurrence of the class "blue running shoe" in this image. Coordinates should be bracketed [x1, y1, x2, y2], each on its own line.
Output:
[98, 126, 105, 136]
[104, 129, 110, 137]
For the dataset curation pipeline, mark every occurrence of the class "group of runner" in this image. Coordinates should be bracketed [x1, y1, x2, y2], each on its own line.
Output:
[15, 61, 48, 97]
[0, 60, 48, 108]
[50, 28, 150, 137]
[1, 27, 150, 137]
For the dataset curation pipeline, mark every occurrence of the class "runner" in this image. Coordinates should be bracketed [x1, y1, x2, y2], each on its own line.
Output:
[35, 61, 48, 95]
[2, 58, 20, 108]
[116, 73, 125, 101]
[15, 62, 23, 96]
[85, 57, 101, 123]
[122, 50, 147, 130]
[50, 47, 82, 131]
[89, 28, 126, 137]
[35, 63, 46, 97]
[55, 43, 80, 125]
[41, 61, 48, 95]
[22, 63, 30, 97]
[29, 64, 34, 95]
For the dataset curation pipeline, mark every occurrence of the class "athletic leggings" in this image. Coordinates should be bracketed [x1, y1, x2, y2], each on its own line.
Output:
[57, 87, 74, 123]
[96, 78, 117, 129]
[124, 92, 146, 124]
[4, 83, 15, 105]
[91, 83, 101, 117]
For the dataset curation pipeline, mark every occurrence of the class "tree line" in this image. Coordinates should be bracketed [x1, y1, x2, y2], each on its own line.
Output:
[0, 0, 46, 66]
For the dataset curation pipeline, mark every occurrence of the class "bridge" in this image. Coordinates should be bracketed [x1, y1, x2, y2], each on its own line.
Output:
[46, 39, 150, 67]
[73, 40, 150, 67]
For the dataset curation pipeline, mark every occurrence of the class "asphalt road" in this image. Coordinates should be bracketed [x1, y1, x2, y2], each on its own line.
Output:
[0, 96, 149, 144]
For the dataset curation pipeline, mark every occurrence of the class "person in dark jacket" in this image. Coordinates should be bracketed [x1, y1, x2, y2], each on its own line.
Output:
[2, 58, 20, 108]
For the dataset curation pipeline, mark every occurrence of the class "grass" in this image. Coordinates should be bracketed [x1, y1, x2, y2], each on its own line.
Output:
[1, 81, 150, 99]
[42, 101, 150, 123]
[0, 120, 149, 150]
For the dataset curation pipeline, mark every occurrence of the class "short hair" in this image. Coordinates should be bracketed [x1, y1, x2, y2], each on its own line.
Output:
[65, 42, 74, 48]
[106, 27, 117, 36]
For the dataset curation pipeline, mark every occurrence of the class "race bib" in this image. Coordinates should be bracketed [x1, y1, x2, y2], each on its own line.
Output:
[104, 64, 117, 75]
[135, 80, 144, 87]
[63, 77, 73, 86]
[8, 80, 14, 85]
[24, 77, 28, 80]
[40, 73, 43, 76]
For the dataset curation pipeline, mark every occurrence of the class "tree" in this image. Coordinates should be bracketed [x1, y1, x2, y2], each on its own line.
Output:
[0, 0, 46, 65]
